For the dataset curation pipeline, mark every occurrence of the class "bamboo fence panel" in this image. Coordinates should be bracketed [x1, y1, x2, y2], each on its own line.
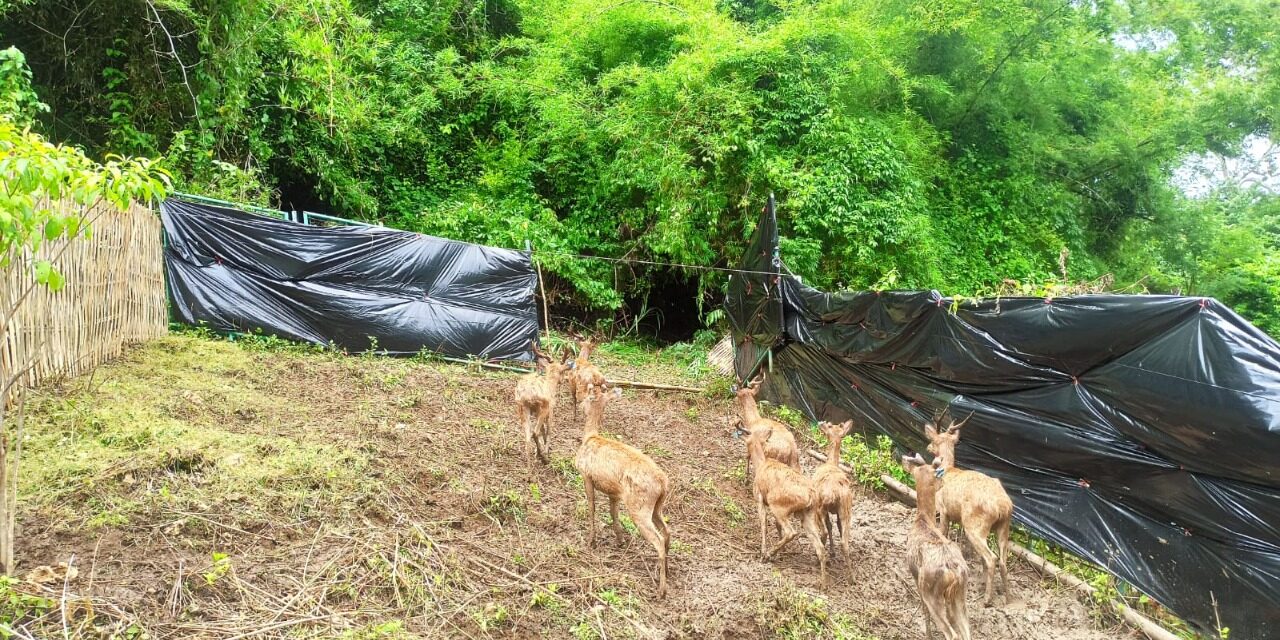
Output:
[1, 197, 166, 399]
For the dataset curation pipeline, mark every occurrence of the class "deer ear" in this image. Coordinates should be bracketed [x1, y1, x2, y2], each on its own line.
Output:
[841, 419, 853, 432]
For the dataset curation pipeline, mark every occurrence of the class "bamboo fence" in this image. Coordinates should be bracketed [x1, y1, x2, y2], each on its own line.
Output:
[1, 197, 166, 400]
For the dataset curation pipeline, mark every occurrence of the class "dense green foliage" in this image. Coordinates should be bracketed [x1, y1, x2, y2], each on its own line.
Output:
[2, 0, 1277, 331]
[0, 45, 169, 290]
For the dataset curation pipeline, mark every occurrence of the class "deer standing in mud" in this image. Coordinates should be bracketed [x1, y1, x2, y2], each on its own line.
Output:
[745, 427, 828, 585]
[735, 373, 800, 475]
[513, 342, 572, 466]
[574, 384, 672, 597]
[813, 420, 856, 564]
[926, 409, 1013, 606]
[903, 453, 972, 640]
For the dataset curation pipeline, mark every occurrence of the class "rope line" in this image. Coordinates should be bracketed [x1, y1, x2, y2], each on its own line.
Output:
[530, 250, 781, 277]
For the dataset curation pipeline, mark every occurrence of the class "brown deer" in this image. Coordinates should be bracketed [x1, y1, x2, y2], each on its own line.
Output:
[813, 420, 855, 563]
[925, 409, 1013, 606]
[513, 342, 572, 466]
[735, 373, 800, 475]
[745, 427, 828, 585]
[902, 453, 971, 640]
[574, 383, 671, 597]
[568, 333, 606, 420]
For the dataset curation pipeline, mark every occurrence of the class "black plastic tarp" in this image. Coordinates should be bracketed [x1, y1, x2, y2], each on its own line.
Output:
[162, 198, 539, 361]
[727, 197, 1280, 639]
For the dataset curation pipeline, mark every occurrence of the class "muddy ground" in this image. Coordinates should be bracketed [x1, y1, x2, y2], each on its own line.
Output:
[16, 336, 1134, 639]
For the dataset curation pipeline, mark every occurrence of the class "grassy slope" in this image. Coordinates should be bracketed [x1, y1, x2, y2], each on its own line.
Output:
[8, 332, 1164, 640]
[11, 334, 879, 639]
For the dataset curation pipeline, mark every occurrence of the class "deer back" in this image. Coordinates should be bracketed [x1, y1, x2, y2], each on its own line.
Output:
[934, 468, 1012, 524]
[575, 434, 668, 498]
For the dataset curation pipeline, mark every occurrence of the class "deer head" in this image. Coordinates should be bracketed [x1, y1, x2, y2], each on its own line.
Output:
[924, 408, 973, 467]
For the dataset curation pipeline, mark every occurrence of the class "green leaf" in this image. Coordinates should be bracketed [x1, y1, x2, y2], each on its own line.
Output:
[43, 217, 65, 240]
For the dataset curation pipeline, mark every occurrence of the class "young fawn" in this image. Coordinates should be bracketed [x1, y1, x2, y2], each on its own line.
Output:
[513, 343, 572, 466]
[568, 334, 606, 421]
[926, 409, 1013, 606]
[813, 420, 856, 563]
[903, 453, 971, 640]
[574, 383, 672, 597]
[734, 373, 800, 475]
[745, 427, 828, 585]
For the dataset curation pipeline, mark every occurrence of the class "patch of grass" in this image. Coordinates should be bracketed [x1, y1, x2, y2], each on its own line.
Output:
[645, 443, 673, 459]
[693, 477, 747, 527]
[551, 455, 583, 488]
[723, 460, 748, 483]
[469, 417, 503, 431]
[529, 584, 563, 612]
[483, 490, 526, 523]
[757, 582, 879, 640]
[469, 602, 509, 631]
[22, 335, 384, 532]
[337, 620, 413, 640]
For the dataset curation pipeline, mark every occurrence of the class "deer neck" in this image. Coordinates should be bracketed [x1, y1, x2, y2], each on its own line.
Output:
[582, 402, 604, 438]
[824, 433, 843, 462]
[738, 395, 763, 423]
[915, 477, 939, 526]
[746, 438, 767, 470]
[935, 443, 958, 470]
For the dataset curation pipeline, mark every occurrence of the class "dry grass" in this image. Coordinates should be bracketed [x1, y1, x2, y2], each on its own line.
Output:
[7, 334, 1128, 639]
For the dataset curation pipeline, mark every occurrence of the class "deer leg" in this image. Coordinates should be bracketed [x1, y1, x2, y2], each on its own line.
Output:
[802, 509, 829, 586]
[609, 496, 626, 545]
[652, 491, 671, 553]
[765, 506, 801, 560]
[628, 499, 668, 598]
[950, 585, 972, 640]
[537, 413, 551, 463]
[839, 493, 853, 564]
[919, 580, 947, 640]
[963, 524, 997, 606]
[584, 477, 598, 548]
[996, 516, 1013, 604]
[518, 405, 533, 468]
[757, 495, 770, 558]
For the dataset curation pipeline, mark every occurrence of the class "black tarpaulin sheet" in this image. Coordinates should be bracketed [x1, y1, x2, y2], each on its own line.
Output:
[161, 198, 539, 361]
[727, 204, 1280, 639]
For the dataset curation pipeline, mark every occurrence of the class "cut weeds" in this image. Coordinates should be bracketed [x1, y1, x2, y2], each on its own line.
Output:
[11, 334, 1131, 639]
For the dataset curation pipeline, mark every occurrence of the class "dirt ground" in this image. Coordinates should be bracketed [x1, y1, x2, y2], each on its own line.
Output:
[14, 336, 1136, 639]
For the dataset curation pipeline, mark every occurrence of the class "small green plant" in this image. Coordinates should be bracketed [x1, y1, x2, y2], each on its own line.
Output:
[528, 482, 542, 502]
[570, 620, 600, 640]
[530, 583, 562, 611]
[0, 576, 55, 627]
[202, 552, 232, 586]
[338, 620, 408, 639]
[551, 456, 583, 488]
[483, 490, 526, 523]
[723, 460, 748, 483]
[596, 588, 624, 607]
[469, 602, 509, 631]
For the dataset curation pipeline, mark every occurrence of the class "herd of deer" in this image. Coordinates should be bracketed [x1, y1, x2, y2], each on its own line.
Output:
[514, 337, 1014, 639]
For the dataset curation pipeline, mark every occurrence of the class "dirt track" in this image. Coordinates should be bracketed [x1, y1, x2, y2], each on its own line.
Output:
[20, 337, 1132, 639]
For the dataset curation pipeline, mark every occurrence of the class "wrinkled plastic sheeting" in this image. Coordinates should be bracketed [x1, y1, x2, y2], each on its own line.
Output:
[727, 205, 1280, 639]
[162, 198, 540, 361]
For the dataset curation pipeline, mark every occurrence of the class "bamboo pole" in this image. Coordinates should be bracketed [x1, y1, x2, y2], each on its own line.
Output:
[805, 448, 1183, 640]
